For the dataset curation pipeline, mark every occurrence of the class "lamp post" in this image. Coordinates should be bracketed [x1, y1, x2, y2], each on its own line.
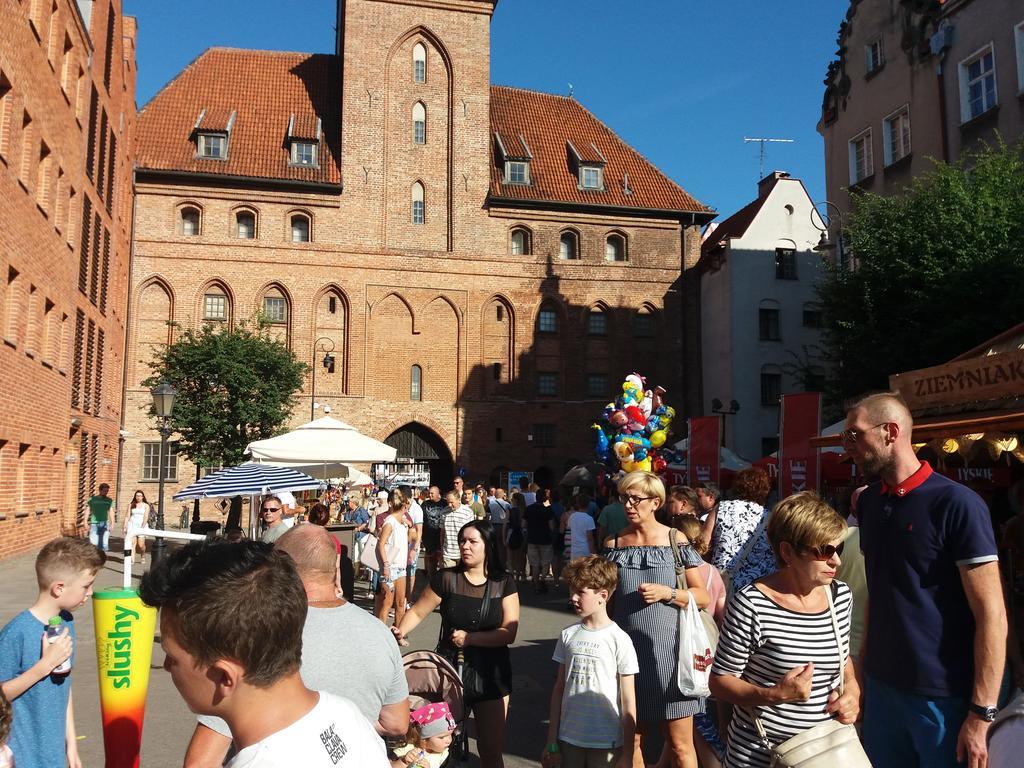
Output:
[811, 200, 848, 270]
[710, 398, 740, 448]
[310, 337, 336, 420]
[149, 380, 177, 570]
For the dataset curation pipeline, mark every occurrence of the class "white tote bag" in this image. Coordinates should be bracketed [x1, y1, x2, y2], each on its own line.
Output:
[677, 590, 713, 697]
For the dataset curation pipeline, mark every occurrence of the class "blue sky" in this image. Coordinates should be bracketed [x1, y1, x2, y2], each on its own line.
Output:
[124, 0, 844, 220]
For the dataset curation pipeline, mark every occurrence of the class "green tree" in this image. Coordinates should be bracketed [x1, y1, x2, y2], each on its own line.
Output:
[144, 322, 309, 470]
[819, 140, 1024, 403]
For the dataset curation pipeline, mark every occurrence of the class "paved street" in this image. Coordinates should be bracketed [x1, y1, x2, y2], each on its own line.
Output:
[0, 544, 583, 768]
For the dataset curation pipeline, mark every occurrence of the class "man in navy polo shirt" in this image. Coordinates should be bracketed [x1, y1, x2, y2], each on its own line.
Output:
[844, 392, 1007, 768]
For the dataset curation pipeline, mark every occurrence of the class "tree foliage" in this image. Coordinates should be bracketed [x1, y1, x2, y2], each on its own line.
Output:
[819, 140, 1024, 402]
[144, 322, 309, 468]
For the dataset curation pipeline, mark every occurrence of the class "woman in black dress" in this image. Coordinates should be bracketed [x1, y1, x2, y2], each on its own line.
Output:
[394, 519, 520, 768]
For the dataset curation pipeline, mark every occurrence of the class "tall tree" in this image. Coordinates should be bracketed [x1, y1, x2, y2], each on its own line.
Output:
[144, 322, 309, 471]
[819, 140, 1024, 403]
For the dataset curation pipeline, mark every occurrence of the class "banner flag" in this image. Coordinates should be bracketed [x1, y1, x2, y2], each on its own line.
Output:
[779, 393, 822, 496]
[688, 416, 721, 487]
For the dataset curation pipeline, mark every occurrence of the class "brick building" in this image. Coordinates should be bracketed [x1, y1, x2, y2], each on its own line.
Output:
[0, 0, 136, 558]
[121, 0, 712, 506]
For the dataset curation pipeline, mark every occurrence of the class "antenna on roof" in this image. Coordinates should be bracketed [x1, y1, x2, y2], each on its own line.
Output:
[743, 136, 795, 179]
[567, 83, 574, 99]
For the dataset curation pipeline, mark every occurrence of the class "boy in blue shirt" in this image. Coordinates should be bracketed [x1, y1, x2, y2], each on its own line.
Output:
[0, 537, 103, 768]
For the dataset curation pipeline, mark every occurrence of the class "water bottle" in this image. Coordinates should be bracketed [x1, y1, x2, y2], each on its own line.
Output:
[46, 616, 72, 675]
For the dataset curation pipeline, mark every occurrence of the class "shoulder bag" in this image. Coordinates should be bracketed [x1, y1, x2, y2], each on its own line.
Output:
[437, 571, 494, 701]
[669, 530, 719, 653]
[752, 584, 871, 768]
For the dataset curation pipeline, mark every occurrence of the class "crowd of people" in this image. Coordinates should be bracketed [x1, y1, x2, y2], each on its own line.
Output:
[1, 391, 1022, 768]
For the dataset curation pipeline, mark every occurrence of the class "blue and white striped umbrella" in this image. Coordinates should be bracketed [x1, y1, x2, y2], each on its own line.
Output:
[172, 462, 321, 501]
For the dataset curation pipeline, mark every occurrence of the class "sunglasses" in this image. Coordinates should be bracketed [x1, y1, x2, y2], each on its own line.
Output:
[839, 422, 890, 444]
[620, 494, 656, 507]
[262, 507, 282, 513]
[799, 541, 845, 561]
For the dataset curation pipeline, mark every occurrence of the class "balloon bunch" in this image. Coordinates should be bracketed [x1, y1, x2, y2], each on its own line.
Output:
[592, 372, 677, 477]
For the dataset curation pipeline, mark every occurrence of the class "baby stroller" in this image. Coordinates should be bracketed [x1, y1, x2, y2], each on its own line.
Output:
[402, 650, 469, 764]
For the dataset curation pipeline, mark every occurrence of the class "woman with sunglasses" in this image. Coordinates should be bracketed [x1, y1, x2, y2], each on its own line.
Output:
[709, 492, 859, 768]
[604, 471, 710, 768]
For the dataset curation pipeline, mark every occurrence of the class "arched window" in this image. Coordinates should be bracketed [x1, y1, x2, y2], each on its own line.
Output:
[634, 307, 656, 338]
[262, 288, 288, 325]
[180, 206, 200, 236]
[290, 213, 310, 243]
[202, 284, 230, 323]
[412, 43, 426, 84]
[587, 308, 607, 336]
[559, 230, 578, 260]
[537, 305, 558, 334]
[605, 233, 626, 262]
[235, 210, 256, 239]
[410, 364, 422, 401]
[411, 182, 425, 224]
[510, 227, 531, 256]
[412, 102, 426, 145]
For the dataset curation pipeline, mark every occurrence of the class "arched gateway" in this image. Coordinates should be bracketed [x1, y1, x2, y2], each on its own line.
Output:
[384, 422, 454, 490]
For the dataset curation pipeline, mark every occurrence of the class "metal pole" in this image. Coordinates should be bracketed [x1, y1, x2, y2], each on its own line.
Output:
[310, 345, 318, 420]
[150, 420, 170, 569]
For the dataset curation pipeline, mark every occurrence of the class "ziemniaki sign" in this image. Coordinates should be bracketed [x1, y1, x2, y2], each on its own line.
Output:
[889, 349, 1024, 411]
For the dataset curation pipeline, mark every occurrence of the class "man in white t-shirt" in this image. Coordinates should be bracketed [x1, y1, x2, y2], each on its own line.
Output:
[402, 486, 424, 599]
[276, 490, 299, 529]
[139, 539, 389, 768]
[567, 496, 596, 560]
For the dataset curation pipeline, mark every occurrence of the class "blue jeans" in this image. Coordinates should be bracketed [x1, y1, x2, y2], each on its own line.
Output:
[89, 522, 109, 552]
[864, 675, 968, 768]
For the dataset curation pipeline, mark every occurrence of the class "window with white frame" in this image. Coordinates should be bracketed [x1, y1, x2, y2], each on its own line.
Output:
[236, 210, 255, 239]
[203, 293, 227, 321]
[559, 230, 578, 260]
[605, 233, 626, 262]
[180, 206, 200, 236]
[197, 133, 226, 160]
[505, 160, 529, 185]
[262, 295, 287, 324]
[848, 129, 873, 184]
[142, 442, 179, 482]
[510, 228, 530, 256]
[412, 43, 426, 84]
[580, 165, 603, 190]
[883, 106, 911, 165]
[1016, 21, 1024, 92]
[290, 141, 317, 166]
[290, 213, 310, 243]
[412, 102, 426, 145]
[411, 182, 425, 224]
[865, 36, 884, 74]
[959, 45, 997, 122]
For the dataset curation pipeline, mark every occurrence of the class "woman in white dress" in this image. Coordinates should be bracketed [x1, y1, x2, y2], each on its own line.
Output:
[123, 489, 150, 564]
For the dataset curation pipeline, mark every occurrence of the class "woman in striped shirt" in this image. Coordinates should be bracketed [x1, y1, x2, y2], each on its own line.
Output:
[709, 492, 860, 768]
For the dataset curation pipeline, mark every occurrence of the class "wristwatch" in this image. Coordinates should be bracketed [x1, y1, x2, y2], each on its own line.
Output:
[969, 702, 997, 722]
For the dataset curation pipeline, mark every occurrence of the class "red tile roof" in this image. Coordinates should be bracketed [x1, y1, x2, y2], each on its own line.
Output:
[489, 86, 711, 216]
[135, 48, 341, 186]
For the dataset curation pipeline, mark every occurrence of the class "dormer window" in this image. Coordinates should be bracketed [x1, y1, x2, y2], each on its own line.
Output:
[198, 133, 227, 160]
[290, 141, 317, 166]
[580, 165, 603, 190]
[505, 160, 530, 185]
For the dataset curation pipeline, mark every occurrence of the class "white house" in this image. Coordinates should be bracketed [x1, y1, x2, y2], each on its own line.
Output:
[699, 172, 828, 461]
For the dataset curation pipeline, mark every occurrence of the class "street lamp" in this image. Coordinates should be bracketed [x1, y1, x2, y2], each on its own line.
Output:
[150, 380, 177, 569]
[810, 200, 848, 270]
[310, 337, 336, 420]
[711, 398, 740, 448]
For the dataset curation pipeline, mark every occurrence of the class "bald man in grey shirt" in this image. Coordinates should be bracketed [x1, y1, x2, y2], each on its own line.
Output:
[183, 526, 408, 767]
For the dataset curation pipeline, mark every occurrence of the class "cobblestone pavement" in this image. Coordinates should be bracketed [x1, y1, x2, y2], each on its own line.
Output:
[0, 543, 587, 768]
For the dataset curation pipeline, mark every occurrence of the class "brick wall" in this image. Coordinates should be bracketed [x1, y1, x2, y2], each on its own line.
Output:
[0, 0, 135, 559]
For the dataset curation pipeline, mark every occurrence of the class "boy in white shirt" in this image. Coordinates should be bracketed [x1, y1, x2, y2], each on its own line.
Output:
[139, 540, 388, 768]
[544, 556, 638, 768]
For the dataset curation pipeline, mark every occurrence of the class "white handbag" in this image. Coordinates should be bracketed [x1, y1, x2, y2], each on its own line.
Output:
[752, 585, 872, 768]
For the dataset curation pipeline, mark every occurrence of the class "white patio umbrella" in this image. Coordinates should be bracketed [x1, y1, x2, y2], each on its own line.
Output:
[245, 416, 397, 466]
[671, 438, 752, 471]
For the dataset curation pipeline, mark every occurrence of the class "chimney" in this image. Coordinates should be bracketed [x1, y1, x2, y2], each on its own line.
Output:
[758, 170, 790, 198]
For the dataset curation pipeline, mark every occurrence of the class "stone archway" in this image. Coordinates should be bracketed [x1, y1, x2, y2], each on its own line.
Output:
[385, 422, 454, 489]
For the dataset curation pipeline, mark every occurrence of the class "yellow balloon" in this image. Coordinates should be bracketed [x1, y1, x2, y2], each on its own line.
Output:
[650, 430, 667, 448]
[636, 457, 652, 471]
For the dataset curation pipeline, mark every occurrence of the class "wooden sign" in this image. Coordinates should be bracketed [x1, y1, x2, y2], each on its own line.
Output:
[889, 348, 1024, 412]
